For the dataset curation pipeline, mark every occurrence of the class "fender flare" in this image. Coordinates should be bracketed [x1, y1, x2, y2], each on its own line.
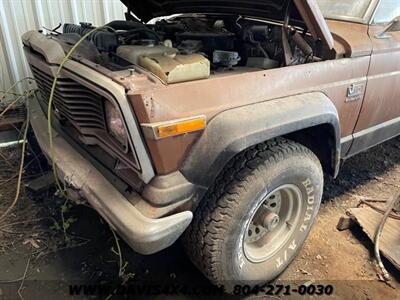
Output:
[181, 92, 341, 188]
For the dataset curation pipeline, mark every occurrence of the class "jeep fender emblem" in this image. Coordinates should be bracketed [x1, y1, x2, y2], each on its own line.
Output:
[346, 83, 364, 102]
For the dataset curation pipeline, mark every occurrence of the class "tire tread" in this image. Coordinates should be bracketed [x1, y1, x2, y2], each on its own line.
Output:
[182, 138, 321, 286]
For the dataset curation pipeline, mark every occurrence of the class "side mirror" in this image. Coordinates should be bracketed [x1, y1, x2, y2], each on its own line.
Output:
[376, 16, 400, 39]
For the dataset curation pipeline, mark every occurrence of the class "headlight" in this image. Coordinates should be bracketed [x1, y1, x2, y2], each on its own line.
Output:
[105, 101, 128, 145]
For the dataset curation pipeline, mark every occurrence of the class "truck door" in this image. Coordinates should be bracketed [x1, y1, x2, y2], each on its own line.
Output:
[348, 0, 400, 156]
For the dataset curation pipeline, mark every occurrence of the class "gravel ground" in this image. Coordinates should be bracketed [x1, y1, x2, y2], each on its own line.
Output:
[0, 135, 399, 299]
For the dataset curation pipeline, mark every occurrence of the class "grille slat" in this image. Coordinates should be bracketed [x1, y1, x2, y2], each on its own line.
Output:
[52, 97, 103, 116]
[36, 89, 105, 128]
[43, 91, 104, 111]
[36, 78, 99, 101]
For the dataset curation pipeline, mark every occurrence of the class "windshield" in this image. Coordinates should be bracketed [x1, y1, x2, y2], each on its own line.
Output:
[316, 0, 372, 21]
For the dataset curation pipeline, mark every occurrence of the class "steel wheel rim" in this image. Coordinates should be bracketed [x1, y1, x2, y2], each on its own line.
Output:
[243, 184, 303, 263]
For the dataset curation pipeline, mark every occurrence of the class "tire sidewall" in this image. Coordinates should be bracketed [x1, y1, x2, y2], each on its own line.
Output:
[220, 153, 323, 286]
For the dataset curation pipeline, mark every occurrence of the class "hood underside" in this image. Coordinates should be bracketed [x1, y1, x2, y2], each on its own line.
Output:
[120, 0, 334, 49]
[122, 0, 296, 22]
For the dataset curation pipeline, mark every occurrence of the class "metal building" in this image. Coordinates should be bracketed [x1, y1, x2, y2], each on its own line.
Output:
[0, 0, 125, 97]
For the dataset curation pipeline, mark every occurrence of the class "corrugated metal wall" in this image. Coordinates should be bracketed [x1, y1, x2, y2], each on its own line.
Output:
[0, 0, 126, 98]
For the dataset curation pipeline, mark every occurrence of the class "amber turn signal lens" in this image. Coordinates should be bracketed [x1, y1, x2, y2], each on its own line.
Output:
[141, 116, 206, 140]
[157, 117, 206, 138]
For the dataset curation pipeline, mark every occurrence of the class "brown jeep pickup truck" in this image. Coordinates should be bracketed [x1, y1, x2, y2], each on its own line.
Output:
[23, 0, 400, 289]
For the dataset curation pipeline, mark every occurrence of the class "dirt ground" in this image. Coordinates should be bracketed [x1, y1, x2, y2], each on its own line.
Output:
[0, 134, 399, 299]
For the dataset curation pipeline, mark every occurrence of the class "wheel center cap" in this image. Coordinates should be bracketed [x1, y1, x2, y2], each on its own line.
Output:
[263, 212, 280, 231]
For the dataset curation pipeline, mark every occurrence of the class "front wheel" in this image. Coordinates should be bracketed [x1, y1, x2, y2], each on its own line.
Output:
[183, 138, 323, 290]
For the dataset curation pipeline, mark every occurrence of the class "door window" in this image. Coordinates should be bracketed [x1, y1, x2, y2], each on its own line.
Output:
[373, 0, 400, 23]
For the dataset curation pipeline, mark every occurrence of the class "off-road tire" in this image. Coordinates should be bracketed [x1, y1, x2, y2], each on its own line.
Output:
[182, 138, 324, 290]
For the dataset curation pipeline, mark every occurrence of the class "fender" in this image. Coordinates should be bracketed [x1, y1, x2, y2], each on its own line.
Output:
[181, 92, 341, 188]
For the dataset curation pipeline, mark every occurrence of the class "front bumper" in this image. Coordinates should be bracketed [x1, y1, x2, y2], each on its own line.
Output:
[29, 95, 193, 255]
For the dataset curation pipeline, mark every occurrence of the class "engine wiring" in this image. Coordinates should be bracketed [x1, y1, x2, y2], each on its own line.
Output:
[121, 27, 162, 43]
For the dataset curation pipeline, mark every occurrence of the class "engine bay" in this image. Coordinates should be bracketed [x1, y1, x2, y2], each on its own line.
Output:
[57, 15, 331, 84]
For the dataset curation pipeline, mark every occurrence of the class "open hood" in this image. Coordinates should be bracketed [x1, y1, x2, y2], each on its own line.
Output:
[120, 0, 334, 49]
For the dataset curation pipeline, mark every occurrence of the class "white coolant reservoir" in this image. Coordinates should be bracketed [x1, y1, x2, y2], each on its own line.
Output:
[117, 44, 178, 65]
[117, 41, 210, 84]
[138, 53, 210, 84]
